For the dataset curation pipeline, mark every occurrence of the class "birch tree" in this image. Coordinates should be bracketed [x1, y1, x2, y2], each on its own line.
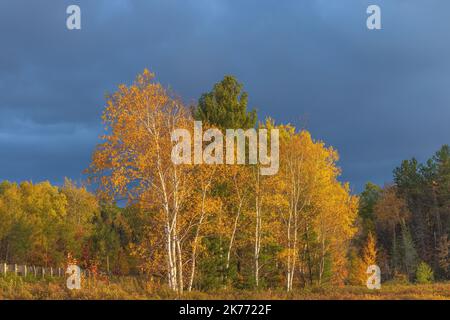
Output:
[88, 70, 195, 292]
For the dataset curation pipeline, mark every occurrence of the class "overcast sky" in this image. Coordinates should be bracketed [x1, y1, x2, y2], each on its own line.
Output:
[1, 0, 449, 192]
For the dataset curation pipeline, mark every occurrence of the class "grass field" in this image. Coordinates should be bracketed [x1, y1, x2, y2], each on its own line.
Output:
[1, 274, 449, 300]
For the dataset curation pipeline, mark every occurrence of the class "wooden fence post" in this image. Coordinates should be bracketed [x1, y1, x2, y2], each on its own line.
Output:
[1, 263, 85, 279]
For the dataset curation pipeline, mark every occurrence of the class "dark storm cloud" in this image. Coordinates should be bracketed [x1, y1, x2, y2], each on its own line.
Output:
[1, 0, 449, 191]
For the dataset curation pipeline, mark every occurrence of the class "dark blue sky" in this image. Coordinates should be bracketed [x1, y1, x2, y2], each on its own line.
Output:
[1, 0, 449, 192]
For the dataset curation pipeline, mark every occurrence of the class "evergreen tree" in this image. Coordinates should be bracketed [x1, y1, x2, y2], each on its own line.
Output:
[362, 232, 377, 267]
[194, 75, 257, 130]
[400, 225, 418, 279]
[416, 261, 434, 284]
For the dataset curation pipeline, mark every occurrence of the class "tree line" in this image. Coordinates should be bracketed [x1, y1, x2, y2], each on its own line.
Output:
[1, 70, 448, 292]
[354, 145, 450, 284]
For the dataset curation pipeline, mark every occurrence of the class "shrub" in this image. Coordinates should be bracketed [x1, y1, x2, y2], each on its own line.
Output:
[415, 262, 434, 284]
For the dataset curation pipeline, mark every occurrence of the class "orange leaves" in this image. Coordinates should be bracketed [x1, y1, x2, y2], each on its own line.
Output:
[87, 70, 180, 200]
[266, 121, 358, 286]
[86, 70, 359, 289]
[374, 186, 411, 229]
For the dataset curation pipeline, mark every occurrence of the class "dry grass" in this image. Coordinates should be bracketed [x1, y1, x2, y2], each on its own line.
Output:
[1, 274, 449, 300]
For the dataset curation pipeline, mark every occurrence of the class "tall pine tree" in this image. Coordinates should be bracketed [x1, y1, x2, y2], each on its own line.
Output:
[194, 75, 257, 130]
